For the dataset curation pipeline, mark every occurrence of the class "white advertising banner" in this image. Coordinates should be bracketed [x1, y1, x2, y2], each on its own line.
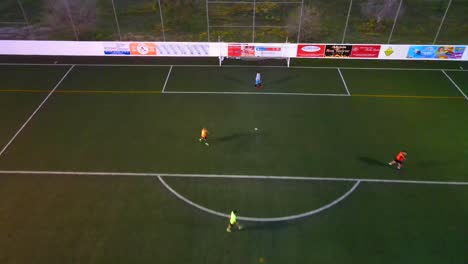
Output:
[0, 40, 102, 56]
[462, 46, 468, 60]
[155, 43, 210, 56]
[0, 41, 466, 61]
[102, 42, 212, 56]
[378, 45, 410, 60]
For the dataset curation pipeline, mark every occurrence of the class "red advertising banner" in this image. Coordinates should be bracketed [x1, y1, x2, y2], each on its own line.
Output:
[129, 43, 156, 55]
[297, 44, 325, 57]
[350, 45, 381, 58]
[228, 44, 255, 57]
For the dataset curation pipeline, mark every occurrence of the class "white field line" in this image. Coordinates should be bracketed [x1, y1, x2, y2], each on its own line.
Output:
[162, 65, 173, 93]
[163, 91, 348, 96]
[158, 175, 361, 222]
[337, 68, 351, 96]
[0, 63, 467, 72]
[0, 65, 75, 157]
[0, 170, 467, 186]
[441, 70, 468, 100]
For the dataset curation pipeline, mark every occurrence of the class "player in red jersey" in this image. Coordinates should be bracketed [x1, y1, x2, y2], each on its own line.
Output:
[388, 151, 407, 170]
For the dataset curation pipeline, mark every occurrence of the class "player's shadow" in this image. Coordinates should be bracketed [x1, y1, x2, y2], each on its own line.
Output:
[275, 75, 296, 85]
[242, 222, 290, 232]
[358, 156, 387, 167]
[216, 132, 258, 143]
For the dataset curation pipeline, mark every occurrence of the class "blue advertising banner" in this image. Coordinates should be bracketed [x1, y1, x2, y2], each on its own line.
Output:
[407, 46, 465, 59]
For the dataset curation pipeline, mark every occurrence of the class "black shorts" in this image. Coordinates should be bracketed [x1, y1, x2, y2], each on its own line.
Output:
[394, 159, 403, 164]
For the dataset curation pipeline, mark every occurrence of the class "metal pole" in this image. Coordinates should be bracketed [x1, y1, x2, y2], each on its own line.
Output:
[252, 0, 256, 42]
[111, 0, 122, 40]
[206, 0, 210, 41]
[63, 0, 79, 40]
[296, 0, 304, 43]
[157, 0, 166, 41]
[16, 0, 29, 24]
[387, 0, 403, 44]
[341, 0, 353, 43]
[433, 0, 452, 44]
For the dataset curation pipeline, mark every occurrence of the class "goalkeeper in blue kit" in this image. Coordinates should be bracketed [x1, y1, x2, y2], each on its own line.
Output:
[255, 72, 263, 89]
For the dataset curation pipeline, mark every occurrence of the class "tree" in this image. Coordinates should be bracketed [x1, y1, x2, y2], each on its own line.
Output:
[361, 0, 403, 24]
[43, 0, 97, 40]
[288, 5, 322, 42]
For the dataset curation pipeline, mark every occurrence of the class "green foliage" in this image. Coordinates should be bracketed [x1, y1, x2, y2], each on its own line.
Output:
[357, 19, 388, 35]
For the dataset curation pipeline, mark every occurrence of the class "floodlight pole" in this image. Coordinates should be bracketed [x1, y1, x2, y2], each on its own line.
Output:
[16, 0, 29, 25]
[297, 0, 304, 43]
[387, 0, 403, 44]
[341, 0, 353, 43]
[157, 0, 166, 41]
[63, 0, 79, 41]
[252, 0, 256, 43]
[206, 0, 210, 41]
[111, 0, 122, 41]
[433, 0, 453, 44]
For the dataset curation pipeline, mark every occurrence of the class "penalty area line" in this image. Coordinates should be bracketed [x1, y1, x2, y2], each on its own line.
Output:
[163, 91, 349, 96]
[441, 70, 468, 100]
[0, 65, 75, 158]
[162, 65, 173, 93]
[337, 68, 351, 96]
[0, 170, 467, 186]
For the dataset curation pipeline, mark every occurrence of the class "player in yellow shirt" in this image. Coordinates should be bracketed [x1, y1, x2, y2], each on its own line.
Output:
[199, 127, 209, 146]
[226, 210, 242, 232]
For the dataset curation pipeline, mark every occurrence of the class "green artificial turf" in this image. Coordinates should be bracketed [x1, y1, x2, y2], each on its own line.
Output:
[166, 66, 347, 94]
[0, 61, 466, 263]
[0, 94, 45, 147]
[341, 69, 462, 96]
[0, 175, 466, 264]
[0, 65, 70, 91]
[163, 177, 355, 217]
[445, 70, 468, 95]
[58, 65, 170, 92]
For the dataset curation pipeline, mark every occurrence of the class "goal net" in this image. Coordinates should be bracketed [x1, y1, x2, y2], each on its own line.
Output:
[219, 43, 291, 67]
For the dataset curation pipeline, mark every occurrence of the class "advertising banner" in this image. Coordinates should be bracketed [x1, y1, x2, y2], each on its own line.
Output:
[255, 46, 283, 57]
[156, 43, 210, 56]
[0, 41, 466, 61]
[129, 43, 156, 55]
[227, 44, 283, 57]
[378, 45, 409, 59]
[103, 42, 130, 55]
[228, 44, 255, 57]
[463, 47, 468, 60]
[407, 45, 465, 59]
[325, 45, 352, 57]
[296, 44, 325, 57]
[350, 45, 381, 58]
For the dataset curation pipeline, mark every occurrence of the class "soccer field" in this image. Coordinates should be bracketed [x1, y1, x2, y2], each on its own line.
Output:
[0, 58, 467, 263]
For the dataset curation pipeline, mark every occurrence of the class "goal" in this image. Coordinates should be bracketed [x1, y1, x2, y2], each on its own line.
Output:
[219, 43, 291, 67]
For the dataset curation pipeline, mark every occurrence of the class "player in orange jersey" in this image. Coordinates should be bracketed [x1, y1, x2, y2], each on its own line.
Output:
[388, 151, 407, 170]
[199, 127, 209, 146]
